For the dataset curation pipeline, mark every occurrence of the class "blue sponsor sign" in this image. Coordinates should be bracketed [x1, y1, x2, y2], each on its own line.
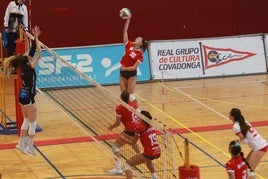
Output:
[36, 44, 151, 88]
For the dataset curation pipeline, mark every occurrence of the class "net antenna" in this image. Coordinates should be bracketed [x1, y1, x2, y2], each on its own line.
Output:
[25, 31, 179, 179]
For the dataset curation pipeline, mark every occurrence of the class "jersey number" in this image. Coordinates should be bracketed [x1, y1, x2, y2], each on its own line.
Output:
[248, 127, 258, 138]
[131, 113, 139, 123]
[148, 133, 158, 146]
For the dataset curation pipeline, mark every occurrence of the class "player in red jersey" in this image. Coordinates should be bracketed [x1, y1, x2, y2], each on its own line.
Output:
[107, 90, 141, 175]
[229, 108, 268, 178]
[226, 140, 254, 179]
[119, 14, 148, 106]
[125, 110, 161, 179]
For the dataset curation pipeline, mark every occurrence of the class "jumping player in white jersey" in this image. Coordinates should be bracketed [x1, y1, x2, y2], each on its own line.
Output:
[229, 108, 268, 178]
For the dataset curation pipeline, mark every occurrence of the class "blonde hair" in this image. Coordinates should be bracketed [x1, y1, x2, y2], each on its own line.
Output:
[3, 56, 17, 79]
[2, 55, 29, 79]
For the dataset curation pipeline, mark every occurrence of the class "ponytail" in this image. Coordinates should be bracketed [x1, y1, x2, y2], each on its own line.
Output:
[241, 152, 254, 172]
[230, 108, 250, 137]
[141, 38, 148, 52]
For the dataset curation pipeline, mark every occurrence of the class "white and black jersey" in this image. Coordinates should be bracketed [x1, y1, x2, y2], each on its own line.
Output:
[4, 1, 28, 31]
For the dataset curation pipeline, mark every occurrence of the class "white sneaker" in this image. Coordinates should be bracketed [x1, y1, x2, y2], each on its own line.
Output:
[23, 147, 36, 156]
[16, 143, 25, 152]
[151, 173, 158, 179]
[108, 168, 123, 175]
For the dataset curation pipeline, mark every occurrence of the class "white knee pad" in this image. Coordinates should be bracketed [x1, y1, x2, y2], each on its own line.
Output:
[112, 144, 120, 153]
[28, 121, 37, 136]
[129, 94, 136, 102]
[21, 118, 29, 131]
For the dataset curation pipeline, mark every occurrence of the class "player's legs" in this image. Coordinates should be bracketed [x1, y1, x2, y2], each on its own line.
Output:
[120, 76, 128, 92]
[145, 160, 155, 174]
[131, 134, 140, 153]
[127, 76, 138, 106]
[247, 150, 266, 171]
[16, 105, 29, 151]
[109, 133, 127, 174]
[23, 103, 37, 155]
[20, 105, 29, 136]
[126, 76, 136, 94]
[125, 154, 148, 179]
[113, 135, 126, 159]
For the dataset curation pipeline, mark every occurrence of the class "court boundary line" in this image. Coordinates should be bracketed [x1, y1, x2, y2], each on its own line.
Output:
[2, 120, 268, 150]
[135, 82, 265, 179]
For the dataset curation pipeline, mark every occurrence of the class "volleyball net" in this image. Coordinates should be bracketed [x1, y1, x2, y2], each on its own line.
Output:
[25, 32, 184, 178]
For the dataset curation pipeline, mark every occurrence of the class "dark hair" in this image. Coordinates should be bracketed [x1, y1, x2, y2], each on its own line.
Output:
[230, 108, 250, 137]
[141, 110, 152, 120]
[140, 110, 152, 128]
[141, 38, 148, 52]
[120, 90, 129, 103]
[229, 140, 253, 172]
[11, 55, 29, 67]
[229, 140, 241, 156]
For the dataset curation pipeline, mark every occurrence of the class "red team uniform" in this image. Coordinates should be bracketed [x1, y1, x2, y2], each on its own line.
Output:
[226, 155, 248, 179]
[120, 41, 143, 67]
[135, 123, 161, 158]
[116, 101, 139, 133]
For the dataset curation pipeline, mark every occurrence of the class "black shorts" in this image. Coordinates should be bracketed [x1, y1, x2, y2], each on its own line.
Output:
[120, 70, 137, 79]
[19, 96, 35, 105]
[143, 154, 160, 160]
[123, 130, 136, 137]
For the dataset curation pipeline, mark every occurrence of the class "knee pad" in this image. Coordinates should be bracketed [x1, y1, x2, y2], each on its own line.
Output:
[125, 163, 131, 170]
[129, 94, 136, 102]
[28, 121, 37, 136]
[21, 118, 29, 131]
[112, 144, 120, 153]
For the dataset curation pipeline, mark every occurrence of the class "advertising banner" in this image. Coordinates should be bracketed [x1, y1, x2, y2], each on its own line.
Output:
[149, 35, 267, 80]
[36, 44, 151, 88]
[264, 34, 268, 67]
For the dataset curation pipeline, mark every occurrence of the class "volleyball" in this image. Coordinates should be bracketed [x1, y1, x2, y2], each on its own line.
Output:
[119, 8, 131, 19]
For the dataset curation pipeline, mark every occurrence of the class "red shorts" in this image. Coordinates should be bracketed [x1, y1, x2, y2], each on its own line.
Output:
[258, 145, 268, 152]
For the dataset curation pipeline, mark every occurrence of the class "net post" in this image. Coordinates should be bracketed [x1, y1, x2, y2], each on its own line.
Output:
[0, 32, 5, 125]
[178, 138, 200, 179]
[161, 70, 165, 111]
[14, 68, 23, 136]
[14, 25, 25, 136]
[184, 138, 190, 169]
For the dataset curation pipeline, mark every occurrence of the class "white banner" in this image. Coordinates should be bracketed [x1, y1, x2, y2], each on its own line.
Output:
[149, 35, 267, 80]
[264, 34, 268, 68]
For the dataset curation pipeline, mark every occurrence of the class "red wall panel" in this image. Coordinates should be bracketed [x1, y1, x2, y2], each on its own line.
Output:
[1, 0, 268, 48]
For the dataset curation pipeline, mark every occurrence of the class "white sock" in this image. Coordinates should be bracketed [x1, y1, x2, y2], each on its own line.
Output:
[18, 136, 26, 148]
[152, 173, 157, 178]
[26, 137, 34, 149]
[116, 160, 121, 169]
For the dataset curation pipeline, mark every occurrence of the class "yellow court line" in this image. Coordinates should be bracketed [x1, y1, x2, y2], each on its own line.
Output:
[135, 93, 231, 157]
[135, 82, 265, 179]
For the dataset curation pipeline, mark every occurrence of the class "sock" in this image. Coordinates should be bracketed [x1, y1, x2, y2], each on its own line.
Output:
[18, 136, 26, 148]
[116, 160, 121, 169]
[26, 137, 34, 149]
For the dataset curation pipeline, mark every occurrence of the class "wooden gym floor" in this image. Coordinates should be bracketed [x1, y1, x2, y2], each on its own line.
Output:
[0, 74, 268, 179]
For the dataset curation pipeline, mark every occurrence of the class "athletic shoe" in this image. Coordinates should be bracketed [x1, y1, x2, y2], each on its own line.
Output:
[108, 168, 123, 175]
[16, 143, 25, 153]
[151, 173, 158, 179]
[24, 147, 36, 156]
